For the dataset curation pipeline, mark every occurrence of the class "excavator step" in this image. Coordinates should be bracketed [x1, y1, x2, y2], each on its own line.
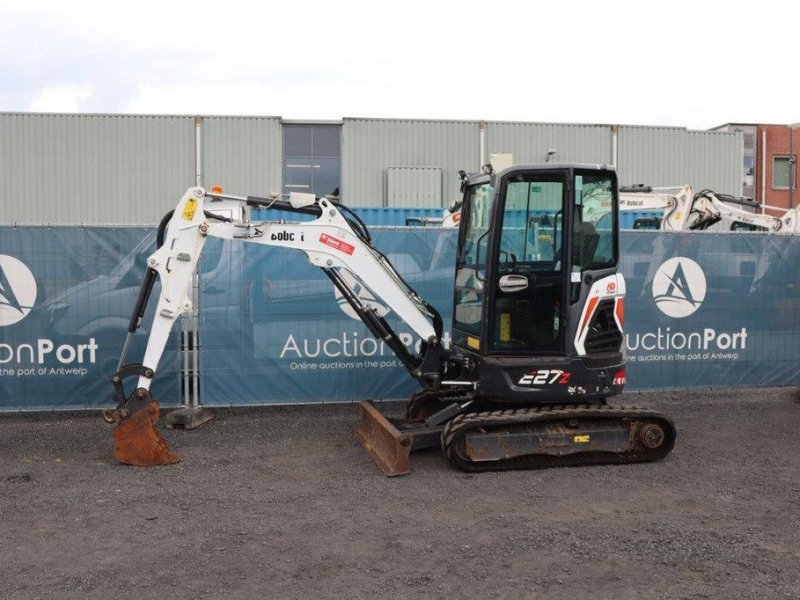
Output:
[441, 404, 676, 472]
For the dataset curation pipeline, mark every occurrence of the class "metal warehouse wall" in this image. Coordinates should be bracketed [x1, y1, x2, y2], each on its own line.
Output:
[201, 116, 282, 196]
[341, 118, 479, 207]
[0, 113, 195, 225]
[0, 113, 744, 221]
[486, 122, 612, 165]
[616, 126, 744, 195]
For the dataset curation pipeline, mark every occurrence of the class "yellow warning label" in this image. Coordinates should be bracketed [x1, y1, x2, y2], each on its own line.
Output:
[467, 336, 480, 350]
[573, 434, 591, 443]
[500, 313, 511, 342]
[182, 198, 198, 221]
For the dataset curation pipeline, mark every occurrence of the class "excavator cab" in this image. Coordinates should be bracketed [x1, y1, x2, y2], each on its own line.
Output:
[449, 165, 624, 404]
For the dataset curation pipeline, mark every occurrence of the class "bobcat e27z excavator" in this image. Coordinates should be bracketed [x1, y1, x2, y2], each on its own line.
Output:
[106, 164, 676, 475]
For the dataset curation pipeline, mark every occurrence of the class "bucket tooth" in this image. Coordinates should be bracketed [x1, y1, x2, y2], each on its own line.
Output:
[114, 391, 181, 466]
[355, 401, 412, 477]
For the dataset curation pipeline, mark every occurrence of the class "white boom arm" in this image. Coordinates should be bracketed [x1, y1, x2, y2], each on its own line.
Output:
[581, 185, 695, 230]
[615, 185, 800, 233]
[688, 190, 800, 233]
[135, 187, 442, 390]
[618, 185, 696, 231]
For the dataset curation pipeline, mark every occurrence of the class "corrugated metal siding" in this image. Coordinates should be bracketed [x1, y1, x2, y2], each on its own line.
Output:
[0, 113, 195, 225]
[386, 166, 442, 207]
[486, 122, 612, 166]
[202, 117, 282, 196]
[342, 118, 479, 207]
[617, 126, 743, 195]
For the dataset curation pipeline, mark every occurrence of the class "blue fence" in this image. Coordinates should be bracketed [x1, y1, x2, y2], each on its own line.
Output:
[0, 227, 180, 410]
[1, 225, 798, 410]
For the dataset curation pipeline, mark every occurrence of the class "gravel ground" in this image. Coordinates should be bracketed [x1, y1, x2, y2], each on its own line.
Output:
[2, 388, 800, 599]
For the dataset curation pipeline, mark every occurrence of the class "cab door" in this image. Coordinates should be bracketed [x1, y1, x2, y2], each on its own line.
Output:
[452, 179, 495, 352]
[488, 170, 568, 355]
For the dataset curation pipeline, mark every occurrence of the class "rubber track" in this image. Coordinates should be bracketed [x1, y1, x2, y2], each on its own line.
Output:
[441, 404, 677, 472]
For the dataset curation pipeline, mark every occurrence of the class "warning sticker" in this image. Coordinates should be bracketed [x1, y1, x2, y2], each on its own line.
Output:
[319, 233, 355, 255]
[182, 198, 198, 221]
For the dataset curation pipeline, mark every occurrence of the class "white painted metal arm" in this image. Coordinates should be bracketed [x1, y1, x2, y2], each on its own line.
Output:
[135, 187, 441, 389]
[137, 187, 209, 389]
[690, 191, 800, 233]
[205, 197, 439, 339]
[620, 185, 695, 231]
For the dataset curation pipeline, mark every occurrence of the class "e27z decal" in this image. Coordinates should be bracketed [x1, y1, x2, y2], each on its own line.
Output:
[517, 369, 571, 386]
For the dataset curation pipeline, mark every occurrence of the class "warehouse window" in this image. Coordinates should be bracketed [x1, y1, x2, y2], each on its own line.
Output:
[283, 124, 341, 198]
[773, 156, 795, 190]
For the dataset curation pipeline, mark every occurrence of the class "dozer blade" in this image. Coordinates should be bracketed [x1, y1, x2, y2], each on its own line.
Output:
[113, 391, 181, 466]
[355, 401, 412, 477]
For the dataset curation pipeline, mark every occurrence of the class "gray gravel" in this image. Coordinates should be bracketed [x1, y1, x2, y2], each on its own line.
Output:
[2, 388, 800, 599]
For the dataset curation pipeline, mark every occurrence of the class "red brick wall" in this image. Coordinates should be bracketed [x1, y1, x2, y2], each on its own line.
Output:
[755, 124, 799, 211]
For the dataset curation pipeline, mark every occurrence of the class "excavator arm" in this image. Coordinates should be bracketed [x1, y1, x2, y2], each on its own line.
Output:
[109, 186, 449, 465]
[687, 189, 800, 233]
[614, 185, 800, 233]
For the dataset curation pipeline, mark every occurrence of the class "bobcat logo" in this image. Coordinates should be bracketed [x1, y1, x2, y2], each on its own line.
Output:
[652, 257, 706, 318]
[0, 255, 38, 327]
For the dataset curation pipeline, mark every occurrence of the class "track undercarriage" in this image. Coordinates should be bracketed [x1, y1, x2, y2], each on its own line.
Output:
[356, 391, 676, 477]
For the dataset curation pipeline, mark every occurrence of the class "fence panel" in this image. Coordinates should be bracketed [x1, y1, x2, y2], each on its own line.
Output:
[0, 227, 180, 410]
[2, 226, 798, 410]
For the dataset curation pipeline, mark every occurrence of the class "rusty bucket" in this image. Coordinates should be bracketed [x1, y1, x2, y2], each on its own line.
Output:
[113, 391, 181, 466]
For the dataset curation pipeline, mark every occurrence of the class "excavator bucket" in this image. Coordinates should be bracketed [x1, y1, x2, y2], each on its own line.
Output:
[355, 401, 412, 477]
[113, 395, 181, 466]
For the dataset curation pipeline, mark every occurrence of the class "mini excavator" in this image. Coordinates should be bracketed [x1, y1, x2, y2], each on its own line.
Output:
[106, 164, 676, 475]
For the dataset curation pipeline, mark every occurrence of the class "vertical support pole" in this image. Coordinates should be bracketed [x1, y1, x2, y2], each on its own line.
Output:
[789, 124, 795, 209]
[181, 313, 190, 406]
[165, 266, 213, 429]
[164, 117, 214, 429]
[611, 125, 618, 168]
[761, 129, 767, 214]
[479, 120, 486, 169]
[192, 270, 200, 409]
[195, 116, 204, 188]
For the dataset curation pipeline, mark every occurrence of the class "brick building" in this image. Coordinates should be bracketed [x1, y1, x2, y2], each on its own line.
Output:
[714, 123, 799, 212]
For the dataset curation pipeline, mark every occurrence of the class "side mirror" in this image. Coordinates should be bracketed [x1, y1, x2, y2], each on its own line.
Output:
[498, 274, 528, 293]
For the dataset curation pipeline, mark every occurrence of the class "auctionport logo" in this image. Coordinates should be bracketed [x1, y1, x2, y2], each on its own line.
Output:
[0, 255, 37, 327]
[652, 257, 706, 318]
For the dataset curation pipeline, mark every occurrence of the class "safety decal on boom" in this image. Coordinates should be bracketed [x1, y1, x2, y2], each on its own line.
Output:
[319, 233, 355, 255]
[182, 198, 198, 221]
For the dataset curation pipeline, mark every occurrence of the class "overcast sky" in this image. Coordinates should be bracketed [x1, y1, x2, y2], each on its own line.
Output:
[0, 0, 796, 129]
